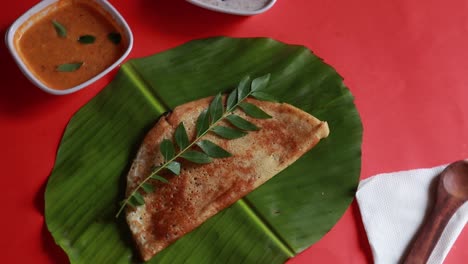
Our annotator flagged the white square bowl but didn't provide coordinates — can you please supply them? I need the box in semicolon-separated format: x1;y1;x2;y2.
186;0;277;16
5;0;133;95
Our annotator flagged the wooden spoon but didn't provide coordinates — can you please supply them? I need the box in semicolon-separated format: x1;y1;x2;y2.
402;160;468;264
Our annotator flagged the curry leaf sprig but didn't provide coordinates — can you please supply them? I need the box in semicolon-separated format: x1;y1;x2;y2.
115;74;275;217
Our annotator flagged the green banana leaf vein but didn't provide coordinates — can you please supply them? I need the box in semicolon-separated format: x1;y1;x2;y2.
45;37;362;264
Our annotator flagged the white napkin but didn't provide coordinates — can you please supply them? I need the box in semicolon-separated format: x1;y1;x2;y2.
356;164;468;264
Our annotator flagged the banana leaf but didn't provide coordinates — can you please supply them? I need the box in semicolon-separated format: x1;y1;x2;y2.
45;37;362;263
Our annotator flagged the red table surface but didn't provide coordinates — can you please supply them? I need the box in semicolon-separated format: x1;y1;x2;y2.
1;0;467;263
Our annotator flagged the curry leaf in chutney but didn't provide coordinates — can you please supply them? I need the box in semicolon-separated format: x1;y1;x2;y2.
78;35;96;44
56;62;83;72
108;32;121;44
52;20;67;38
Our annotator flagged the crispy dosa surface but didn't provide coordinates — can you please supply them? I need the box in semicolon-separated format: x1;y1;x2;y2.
125;97;329;261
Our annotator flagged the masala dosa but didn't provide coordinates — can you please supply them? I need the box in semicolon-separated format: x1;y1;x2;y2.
125;96;329;261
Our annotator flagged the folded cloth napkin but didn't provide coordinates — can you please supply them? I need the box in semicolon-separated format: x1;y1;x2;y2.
356;163;468;264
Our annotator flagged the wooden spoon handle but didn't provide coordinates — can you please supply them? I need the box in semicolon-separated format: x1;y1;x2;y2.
402;193;463;264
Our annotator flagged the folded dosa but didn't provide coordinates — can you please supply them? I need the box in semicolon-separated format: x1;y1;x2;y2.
125;97;329;261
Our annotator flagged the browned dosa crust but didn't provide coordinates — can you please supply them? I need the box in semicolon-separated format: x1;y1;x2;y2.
125;97;329;261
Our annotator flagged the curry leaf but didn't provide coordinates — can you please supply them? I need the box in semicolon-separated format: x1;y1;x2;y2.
239;102;272;119
251;91;277;102
166;161;181;175
52;20;67;38
237;76;251;101
160;139;175;161
132;192;145;206
141;183;154;193
108;32;121;44
226;88;237;111
175;123;189;150
151;174;169;183
209;93;224;123
197;140;232;158
226;114;259;131
181;150;213;164
78;35;96;44
56;62;83;72
251;73;271;92
126;198;137;208
196;109;210;137
211;126;247;139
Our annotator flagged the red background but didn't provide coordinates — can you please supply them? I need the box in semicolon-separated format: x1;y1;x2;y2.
1;0;467;263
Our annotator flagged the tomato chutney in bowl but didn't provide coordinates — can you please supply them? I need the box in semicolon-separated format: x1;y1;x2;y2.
6;0;133;95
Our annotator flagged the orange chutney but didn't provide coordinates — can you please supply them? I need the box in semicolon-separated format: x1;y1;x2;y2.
15;0;126;90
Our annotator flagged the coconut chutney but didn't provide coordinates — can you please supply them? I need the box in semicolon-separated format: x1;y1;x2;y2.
197;0;271;11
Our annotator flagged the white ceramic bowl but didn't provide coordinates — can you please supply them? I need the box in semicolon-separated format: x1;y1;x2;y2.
186;0;277;16
5;0;133;95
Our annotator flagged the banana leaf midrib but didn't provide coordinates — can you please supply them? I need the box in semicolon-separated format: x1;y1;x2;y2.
121;62;168;113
